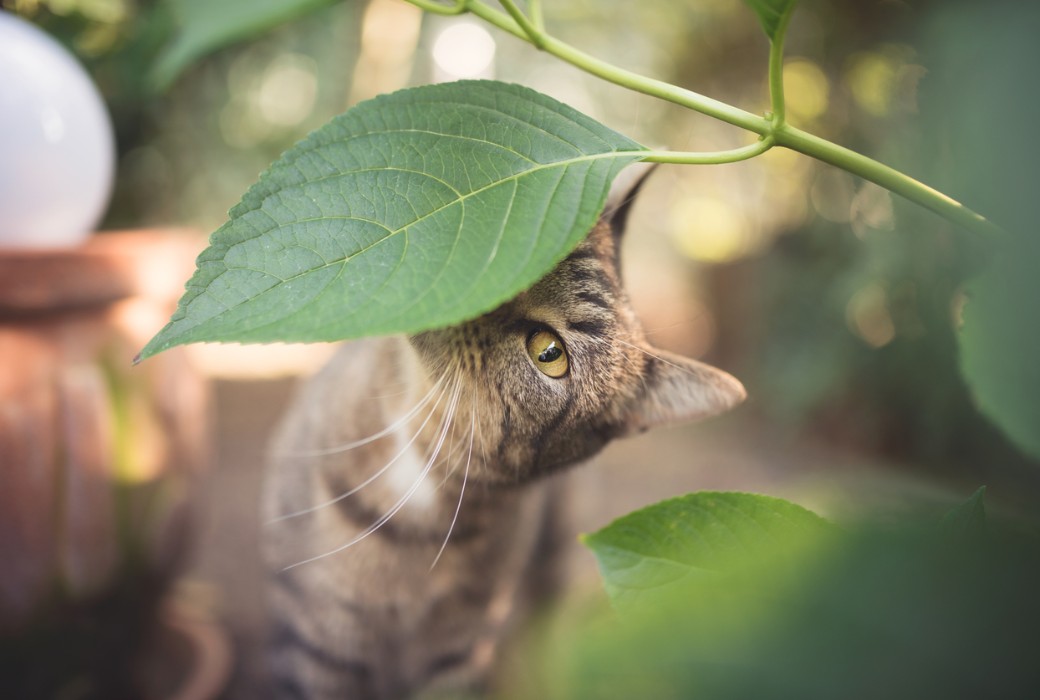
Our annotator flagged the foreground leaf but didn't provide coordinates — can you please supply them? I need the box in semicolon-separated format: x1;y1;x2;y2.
138;81;645;360
582;491;831;609
742;0;798;42
537;509;1040;700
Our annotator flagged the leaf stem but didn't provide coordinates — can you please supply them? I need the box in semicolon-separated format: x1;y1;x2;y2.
642;137;775;165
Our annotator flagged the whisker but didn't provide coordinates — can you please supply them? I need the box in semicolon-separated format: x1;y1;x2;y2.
434;418;473;490
641;312;707;337
430;408;474;571
475;397;491;482
269;373;451;523
281;376;463;571
282;375;444;458
616;338;702;377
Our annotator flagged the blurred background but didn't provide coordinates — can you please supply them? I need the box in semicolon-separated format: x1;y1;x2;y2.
1;0;1037;697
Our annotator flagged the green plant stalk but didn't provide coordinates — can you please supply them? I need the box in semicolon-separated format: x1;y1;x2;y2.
413;0;1002;240
466;0;768;133
775;125;1004;237
408;0;466;15
768;9;793;127
498;0;545;48
528;0;543;32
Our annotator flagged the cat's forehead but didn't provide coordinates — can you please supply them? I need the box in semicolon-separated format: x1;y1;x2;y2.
570;218;618;264
510;218;626;327
549;219;620;288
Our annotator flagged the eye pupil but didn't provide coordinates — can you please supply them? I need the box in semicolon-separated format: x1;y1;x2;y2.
526;329;569;378
538;344;562;363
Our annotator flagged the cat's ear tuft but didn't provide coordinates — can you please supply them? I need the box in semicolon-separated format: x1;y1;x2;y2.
606;160;657;238
621;348;746;435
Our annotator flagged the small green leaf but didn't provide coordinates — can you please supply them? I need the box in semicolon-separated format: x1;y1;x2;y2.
152;0;336;90
742;0;798;42
582;491;831;609
139;81;645;360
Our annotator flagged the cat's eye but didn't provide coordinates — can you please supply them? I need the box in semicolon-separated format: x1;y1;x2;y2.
526;329;569;378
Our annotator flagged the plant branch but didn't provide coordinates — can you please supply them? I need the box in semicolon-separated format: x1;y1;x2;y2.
497;0;545;48
463;0;769;133
404;0;1003;239
528;0;544;32
774;125;1004;238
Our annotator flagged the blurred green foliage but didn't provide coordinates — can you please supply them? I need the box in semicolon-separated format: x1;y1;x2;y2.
710;0;1039;484
508;488;1040;700
151;0;337;89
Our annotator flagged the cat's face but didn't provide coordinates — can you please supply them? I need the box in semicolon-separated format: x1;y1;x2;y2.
410;166;745;485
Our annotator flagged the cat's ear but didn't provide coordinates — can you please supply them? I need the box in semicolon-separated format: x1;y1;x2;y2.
606;161;657;238
621;348;746;435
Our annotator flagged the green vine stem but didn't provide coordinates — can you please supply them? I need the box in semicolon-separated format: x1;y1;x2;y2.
407;0;466;15
406;0;1003;240
528;0;544;32
498;0;545;48
768;10;792;127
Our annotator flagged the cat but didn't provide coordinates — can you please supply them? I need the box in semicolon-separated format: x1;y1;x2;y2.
262;163;746;700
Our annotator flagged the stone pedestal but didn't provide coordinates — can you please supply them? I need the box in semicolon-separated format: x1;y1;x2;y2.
0;230;222;698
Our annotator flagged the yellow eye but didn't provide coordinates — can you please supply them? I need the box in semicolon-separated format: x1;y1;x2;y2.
526;329;569;378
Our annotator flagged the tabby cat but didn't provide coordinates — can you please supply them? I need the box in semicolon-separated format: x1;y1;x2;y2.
263;164;746;699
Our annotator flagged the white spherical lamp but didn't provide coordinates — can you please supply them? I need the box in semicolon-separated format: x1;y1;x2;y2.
0;12;116;249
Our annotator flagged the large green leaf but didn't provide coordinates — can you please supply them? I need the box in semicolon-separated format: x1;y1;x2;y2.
138;81;645;360
152;0;336;90
582;491;832;610
741;0;798;42
917;5;1040;461
959;236;1040;459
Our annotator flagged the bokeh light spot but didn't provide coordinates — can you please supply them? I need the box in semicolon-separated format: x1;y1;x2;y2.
669;196;750;263
258;53;318;127
847;282;896;348
432;22;496;79
783;59;829;123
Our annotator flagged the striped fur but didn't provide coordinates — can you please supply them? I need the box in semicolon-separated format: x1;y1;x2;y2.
263;166;746;699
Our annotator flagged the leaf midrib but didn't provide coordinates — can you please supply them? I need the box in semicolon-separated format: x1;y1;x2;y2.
189;150;645;329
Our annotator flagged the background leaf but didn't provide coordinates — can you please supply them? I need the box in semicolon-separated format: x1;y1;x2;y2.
741;0;798;41
152;0;337;90
139;80;644;360
914;4;1040;461
581;491;832;609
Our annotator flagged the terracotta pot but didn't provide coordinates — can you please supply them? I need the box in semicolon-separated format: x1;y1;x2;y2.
0;230;214;697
